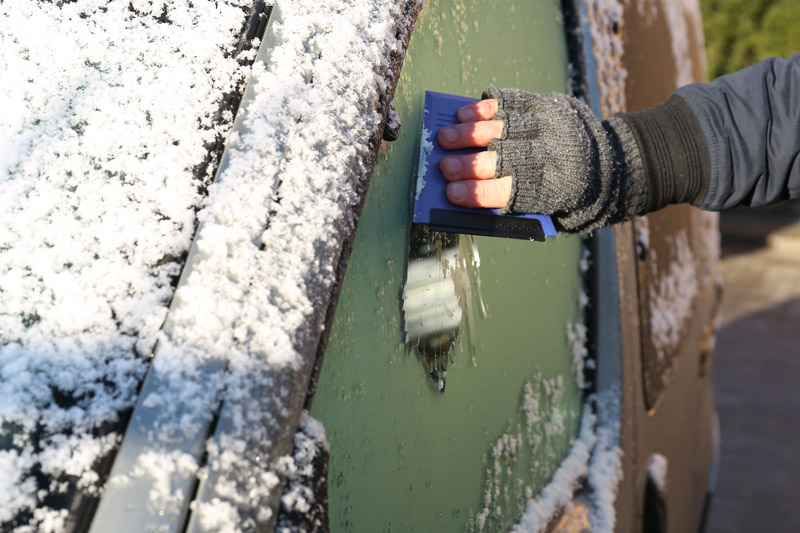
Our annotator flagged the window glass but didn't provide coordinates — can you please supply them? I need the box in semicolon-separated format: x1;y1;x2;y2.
309;1;588;530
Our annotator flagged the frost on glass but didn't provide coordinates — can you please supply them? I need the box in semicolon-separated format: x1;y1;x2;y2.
472;374;580;532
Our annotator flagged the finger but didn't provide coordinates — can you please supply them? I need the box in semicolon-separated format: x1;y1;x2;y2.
484;86;535;114
446;176;512;209
438;120;504;149
439;152;499;181
456;99;499;122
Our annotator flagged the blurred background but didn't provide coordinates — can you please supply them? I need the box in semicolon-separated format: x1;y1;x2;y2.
698;1;800;531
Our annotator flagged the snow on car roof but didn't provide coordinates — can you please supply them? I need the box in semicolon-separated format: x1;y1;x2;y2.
1;0;252;527
1;0;419;529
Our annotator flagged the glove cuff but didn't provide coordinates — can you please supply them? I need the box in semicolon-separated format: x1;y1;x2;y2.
604;115;648;218
616;94;711;211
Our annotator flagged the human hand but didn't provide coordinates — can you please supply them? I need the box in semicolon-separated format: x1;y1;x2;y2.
437;86;646;233
436;99;511;209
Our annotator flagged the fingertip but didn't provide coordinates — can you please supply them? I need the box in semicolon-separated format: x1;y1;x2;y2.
437;126;458;147
439;157;462;180
446;182;467;204
446;178;511;209
478;98;499;120
457;99;498;123
456;107;475;122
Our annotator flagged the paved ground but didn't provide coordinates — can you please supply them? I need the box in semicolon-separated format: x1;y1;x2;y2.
706;206;800;533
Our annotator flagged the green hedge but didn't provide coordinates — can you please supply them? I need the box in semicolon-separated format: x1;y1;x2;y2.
700;0;800;79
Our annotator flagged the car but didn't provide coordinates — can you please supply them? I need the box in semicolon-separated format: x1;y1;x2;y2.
0;0;719;531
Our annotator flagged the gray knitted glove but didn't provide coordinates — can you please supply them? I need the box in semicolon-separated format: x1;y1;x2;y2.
484;86;647;233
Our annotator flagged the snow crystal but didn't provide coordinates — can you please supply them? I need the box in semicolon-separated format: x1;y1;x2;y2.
132;0;418;529
135;450;199;514
37;433;119;493
585;390;623;532
0;450;37;523
579;247;592;273
647;453;668;492
582;0;628;116
473;375;577;533
275;411;329;533
637;216;650;252
636;216;658;268
386;105;402;139
416;125;433;200
2;0;420;527
567;322;589;389
195;498;241;533
0;0;252;525
512;388;623;533
649;230;697;359
511;403;597;533
522;382;541;427
659;0;706;88
17;509;68;533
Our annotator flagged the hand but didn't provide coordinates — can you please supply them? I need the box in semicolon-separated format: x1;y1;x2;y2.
436;99;511;209
436;86;646;233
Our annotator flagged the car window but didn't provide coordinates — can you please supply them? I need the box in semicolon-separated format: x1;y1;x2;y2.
308;1;590;530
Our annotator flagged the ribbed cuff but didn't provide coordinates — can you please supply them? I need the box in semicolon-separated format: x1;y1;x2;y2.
617;94;711;212
604;115;648;217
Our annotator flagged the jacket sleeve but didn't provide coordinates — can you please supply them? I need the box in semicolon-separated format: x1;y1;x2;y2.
675;54;800;210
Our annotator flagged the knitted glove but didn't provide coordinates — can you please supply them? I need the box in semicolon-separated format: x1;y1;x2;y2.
484;85;647;232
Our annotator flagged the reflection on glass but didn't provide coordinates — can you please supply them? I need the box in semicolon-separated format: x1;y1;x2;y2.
402;225;467;392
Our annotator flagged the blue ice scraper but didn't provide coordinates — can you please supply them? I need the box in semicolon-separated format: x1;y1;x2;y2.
412;90;558;241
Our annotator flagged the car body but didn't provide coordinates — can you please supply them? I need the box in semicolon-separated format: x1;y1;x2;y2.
0;0;718;531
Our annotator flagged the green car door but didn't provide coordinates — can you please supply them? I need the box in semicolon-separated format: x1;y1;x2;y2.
309;1;589;531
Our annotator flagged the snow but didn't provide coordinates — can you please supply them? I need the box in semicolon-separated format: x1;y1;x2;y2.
637;216;651;254
659;0;706;87
649;230;698;359
567;322;589;389
130;0;416;529
582;0;628;116
275;411;329;532
474;374;577;533
1;0;419;528
386;105;402;139
512;389;622;533
511;401;596;533
195;498;241;533
585;390;623;532
648;453;668;491
693;209;720;291
416;125;433;200
579;247;592;273
0;450;37;523
0;0;252;526
133;450;199;511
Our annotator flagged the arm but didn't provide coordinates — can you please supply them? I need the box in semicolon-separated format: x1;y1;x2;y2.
438;54;800;232
676;54;800;210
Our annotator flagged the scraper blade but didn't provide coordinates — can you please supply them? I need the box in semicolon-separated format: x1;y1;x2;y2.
412;90;557;241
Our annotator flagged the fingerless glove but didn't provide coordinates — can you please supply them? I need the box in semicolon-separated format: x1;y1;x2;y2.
484;86;710;232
